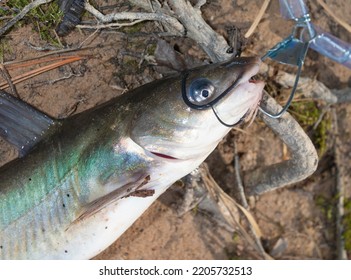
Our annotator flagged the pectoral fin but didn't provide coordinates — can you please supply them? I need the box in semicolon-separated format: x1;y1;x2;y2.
68;175;153;228
0;90;56;156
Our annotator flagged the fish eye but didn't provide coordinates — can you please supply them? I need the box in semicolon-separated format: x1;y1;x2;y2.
188;78;215;104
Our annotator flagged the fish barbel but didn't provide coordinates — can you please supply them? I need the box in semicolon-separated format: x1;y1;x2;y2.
0;56;264;259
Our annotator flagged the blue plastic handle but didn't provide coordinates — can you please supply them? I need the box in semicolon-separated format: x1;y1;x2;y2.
279;0;351;69
308;25;351;69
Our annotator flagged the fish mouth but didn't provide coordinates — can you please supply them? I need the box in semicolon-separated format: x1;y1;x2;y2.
233;58;264;106
215;59;264;125
241;60;264;96
236;79;264;125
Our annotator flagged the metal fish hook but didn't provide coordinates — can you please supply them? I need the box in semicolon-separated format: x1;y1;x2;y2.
259;17;315;118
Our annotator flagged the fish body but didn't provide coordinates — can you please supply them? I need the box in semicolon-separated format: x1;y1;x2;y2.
0;57;264;259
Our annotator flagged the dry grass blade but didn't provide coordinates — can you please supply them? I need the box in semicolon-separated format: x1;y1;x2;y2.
244;0;271;38
0;64;19;97
0;56;84;90
316;0;351;33
199;164;273;259
232;200;262;238
4;56;83;70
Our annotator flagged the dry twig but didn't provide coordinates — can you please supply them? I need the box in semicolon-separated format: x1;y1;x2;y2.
77;19;146;29
331;109;348;260
244;0;271;38
275;71;351;104
233;141;268;258
83;1;184;35
0;64;18;97
167;0;232;62
233;141;247;208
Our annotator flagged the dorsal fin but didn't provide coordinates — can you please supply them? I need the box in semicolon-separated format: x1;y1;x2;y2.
0;90;56;157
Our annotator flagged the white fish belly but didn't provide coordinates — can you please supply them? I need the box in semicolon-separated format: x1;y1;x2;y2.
23;157;206;259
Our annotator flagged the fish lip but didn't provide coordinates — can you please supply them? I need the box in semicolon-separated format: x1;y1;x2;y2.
237;60;261;87
221;59;264;104
237;59;264;107
222;58;263;101
217;60;264;122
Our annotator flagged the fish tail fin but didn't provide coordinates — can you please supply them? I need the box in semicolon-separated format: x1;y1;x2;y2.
0;90;56;156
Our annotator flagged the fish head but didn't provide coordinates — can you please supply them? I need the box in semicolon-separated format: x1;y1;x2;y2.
130;56;264;161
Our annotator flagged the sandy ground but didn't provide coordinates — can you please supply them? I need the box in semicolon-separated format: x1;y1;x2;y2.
0;0;350;259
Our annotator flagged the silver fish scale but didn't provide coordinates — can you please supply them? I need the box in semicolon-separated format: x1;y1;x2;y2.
0;168;82;259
